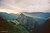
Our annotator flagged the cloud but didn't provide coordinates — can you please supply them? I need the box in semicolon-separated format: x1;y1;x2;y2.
0;0;50;13
0;0;24;12
24;4;49;12
23;0;50;12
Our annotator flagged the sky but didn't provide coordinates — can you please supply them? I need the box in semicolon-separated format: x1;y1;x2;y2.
0;0;50;13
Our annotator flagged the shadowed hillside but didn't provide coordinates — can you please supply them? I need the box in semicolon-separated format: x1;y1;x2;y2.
0;17;9;33
40;18;50;33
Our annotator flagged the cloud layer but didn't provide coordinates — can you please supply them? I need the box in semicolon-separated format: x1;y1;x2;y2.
0;0;50;13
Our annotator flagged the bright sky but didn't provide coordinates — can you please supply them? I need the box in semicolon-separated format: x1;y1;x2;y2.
0;0;50;13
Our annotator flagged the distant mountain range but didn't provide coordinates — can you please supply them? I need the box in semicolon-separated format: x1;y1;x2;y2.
23;12;50;18
0;12;18;20
0;12;50;24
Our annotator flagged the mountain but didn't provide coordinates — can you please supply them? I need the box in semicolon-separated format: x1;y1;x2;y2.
16;12;50;33
40;17;50;33
23;12;50;24
0;12;49;26
0;16;29;33
0;17;10;33
17;12;50;25
0;12;18;20
0;12;50;33
24;12;50;18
